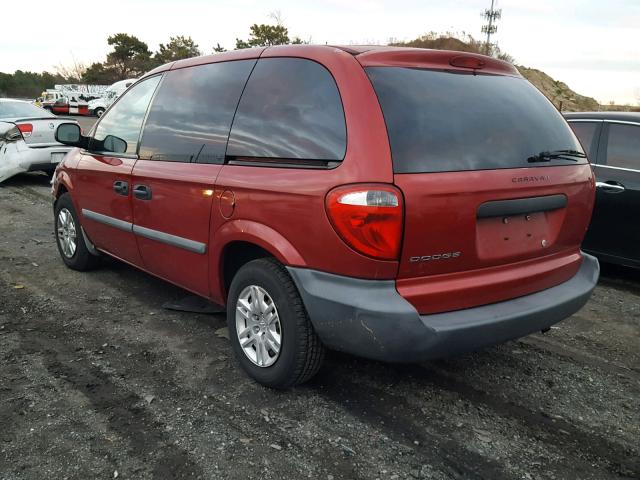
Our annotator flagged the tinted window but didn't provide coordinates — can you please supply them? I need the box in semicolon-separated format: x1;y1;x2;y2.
366;68;585;173
0;101;53;119
91;76;161;155
569;122;599;159
139;60;255;163
606;123;640;170
227;58;346;161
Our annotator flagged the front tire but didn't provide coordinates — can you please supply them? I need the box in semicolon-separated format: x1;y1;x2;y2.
94;107;105;117
227;258;325;388
54;193;99;271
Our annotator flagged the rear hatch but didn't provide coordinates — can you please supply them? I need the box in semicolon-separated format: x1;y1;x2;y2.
363;52;594;314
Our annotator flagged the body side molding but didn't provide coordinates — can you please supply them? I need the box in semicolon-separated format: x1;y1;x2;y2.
133;225;207;254
82;209;133;232
81;209;206;254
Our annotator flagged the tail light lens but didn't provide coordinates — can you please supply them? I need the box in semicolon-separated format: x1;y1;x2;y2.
326;184;404;261
17;123;33;138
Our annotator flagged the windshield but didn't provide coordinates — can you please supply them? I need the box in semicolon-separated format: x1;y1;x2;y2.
366;67;586;173
0;101;52;120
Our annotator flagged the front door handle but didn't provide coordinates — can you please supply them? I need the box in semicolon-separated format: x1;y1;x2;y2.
133;184;152;200
113;180;129;196
596;181;625;193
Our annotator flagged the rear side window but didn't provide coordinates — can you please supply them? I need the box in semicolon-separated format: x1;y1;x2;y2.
569;122;599;160
606;123;640;170
139;60;255;163
227;58;346;161
366;67;585;173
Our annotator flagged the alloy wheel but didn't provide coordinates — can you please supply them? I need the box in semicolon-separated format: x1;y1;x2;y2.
235;285;282;367
56;208;77;258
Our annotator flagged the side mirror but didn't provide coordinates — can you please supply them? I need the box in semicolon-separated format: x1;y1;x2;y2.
103;135;128;154
55;123;88;148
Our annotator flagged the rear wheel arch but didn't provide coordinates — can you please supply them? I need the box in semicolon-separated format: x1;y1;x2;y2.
211;220;306;303
221;241;274;299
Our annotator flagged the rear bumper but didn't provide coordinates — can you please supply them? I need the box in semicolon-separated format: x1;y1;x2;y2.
17;145;71;170
287;252;599;363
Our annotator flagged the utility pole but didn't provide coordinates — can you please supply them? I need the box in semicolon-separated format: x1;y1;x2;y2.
481;0;502;55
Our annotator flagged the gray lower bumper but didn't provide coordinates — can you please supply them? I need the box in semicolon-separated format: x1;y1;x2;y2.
287;253;599;363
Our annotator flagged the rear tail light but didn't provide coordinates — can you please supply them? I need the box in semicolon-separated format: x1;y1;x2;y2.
17;123;33;138
326;184;404;261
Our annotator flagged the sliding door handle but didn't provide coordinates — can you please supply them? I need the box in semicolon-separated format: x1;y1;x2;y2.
133;184;152;200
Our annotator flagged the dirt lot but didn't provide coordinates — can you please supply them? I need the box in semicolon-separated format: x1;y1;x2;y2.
0;173;638;480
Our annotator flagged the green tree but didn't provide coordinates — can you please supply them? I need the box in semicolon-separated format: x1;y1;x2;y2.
0;70;67;99
236;24;300;49
81;62;119;84
155;36;202;64
105;33;153;78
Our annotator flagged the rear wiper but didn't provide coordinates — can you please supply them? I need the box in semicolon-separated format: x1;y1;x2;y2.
527;150;587;163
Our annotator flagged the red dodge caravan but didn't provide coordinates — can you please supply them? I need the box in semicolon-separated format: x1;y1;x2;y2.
52;45;599;388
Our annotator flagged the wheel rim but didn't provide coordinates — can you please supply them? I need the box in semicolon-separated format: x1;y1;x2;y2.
57;208;77;258
235;285;282;367
97;109;104;117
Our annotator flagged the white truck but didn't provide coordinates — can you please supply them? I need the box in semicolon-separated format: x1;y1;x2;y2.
88;79;137;117
38;84;108;114
39;90;66;110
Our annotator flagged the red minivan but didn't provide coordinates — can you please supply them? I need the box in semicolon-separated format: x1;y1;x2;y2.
52;45;599;388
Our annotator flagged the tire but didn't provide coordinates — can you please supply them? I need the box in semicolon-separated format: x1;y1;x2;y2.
54;193;99;271
94;107;105;117
227;258;325;388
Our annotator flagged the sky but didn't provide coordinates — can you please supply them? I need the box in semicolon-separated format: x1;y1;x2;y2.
1;0;638;105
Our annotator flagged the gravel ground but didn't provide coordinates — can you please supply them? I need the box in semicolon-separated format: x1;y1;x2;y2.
0;173;638;480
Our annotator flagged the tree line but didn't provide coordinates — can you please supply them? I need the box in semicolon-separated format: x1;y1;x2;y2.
0;22;303;98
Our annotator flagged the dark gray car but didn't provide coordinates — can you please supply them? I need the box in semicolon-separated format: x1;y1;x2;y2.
565;112;640;267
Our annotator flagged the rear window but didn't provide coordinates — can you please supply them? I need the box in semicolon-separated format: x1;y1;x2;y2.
366;67;585;173
0;101;52;120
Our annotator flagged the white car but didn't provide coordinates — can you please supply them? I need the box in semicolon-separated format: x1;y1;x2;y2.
0;99;76;183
